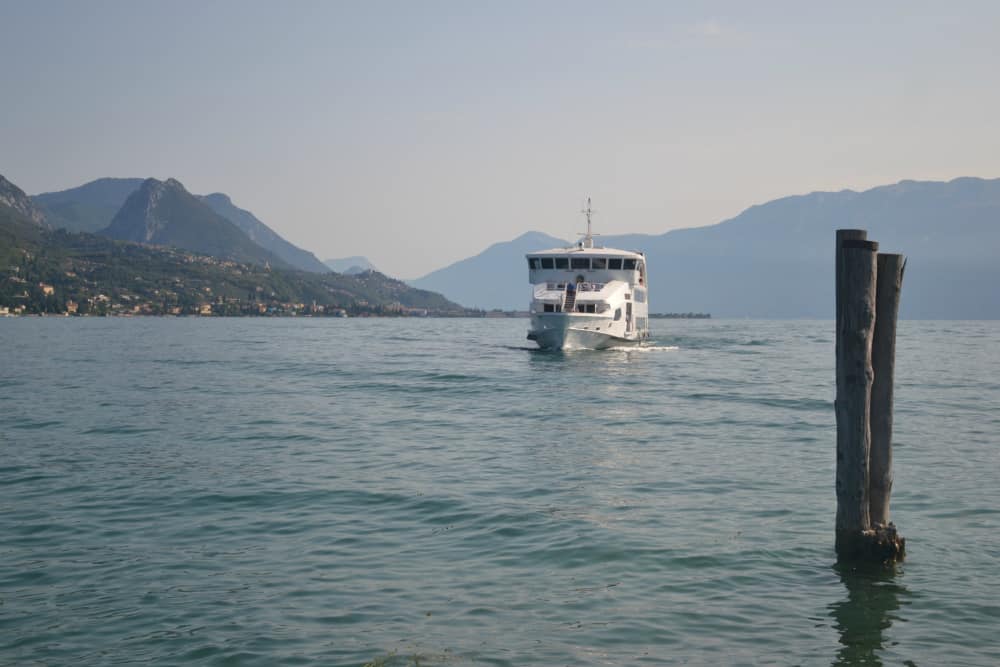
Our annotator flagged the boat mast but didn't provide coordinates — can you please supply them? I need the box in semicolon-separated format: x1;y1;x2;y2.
580;197;598;249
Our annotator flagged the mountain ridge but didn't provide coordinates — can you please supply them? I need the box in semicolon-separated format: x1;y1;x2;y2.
409;231;567;310
0;174;48;227
33;178;144;233
32;177;331;273
199;193;330;272
410;177;1000;318
101;178;291;269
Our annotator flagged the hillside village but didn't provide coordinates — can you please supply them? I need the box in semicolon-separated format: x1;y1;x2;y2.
1;247;455;318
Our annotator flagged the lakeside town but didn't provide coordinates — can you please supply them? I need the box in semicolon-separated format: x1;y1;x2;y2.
0;252;518;318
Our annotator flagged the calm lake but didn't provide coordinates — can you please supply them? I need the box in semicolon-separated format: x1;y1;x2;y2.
2;317;998;666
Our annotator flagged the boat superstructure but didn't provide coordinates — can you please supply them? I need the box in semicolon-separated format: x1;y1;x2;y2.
526;200;649;350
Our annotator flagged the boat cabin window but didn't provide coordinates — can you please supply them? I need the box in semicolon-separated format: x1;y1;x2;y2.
635;289;646;303
608;258;623;270
540;257;554;269
623;258;637;270
528;258;541;269
576;304;597;313
571;257;589;270
614;308;622;321
591;257;607;270
554;257;568;269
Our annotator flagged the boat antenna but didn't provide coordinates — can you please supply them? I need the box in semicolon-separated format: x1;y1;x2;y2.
579;197;599;248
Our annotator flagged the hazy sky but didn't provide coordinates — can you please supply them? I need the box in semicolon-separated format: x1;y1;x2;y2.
3;1;999;277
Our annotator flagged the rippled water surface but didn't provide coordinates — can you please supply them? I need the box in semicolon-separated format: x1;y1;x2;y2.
2;318;999;666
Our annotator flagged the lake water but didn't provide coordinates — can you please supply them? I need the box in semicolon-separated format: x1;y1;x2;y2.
1;317;998;666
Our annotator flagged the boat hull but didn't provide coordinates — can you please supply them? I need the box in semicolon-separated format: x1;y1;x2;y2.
527;320;644;351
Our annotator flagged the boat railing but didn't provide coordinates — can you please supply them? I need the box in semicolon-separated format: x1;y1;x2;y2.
545;282;605;292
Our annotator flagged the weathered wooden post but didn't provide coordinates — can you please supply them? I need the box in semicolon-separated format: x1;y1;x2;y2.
835;230;905;562
835;232;878;558
870;254;906;530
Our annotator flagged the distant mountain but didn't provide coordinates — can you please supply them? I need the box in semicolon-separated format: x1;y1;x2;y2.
408;231;567;309
101;178;289;269
32;177;330;273
199;193;329;273
32;178;144;233
410;178;1000;318
324;256;378;275
0;174;48;227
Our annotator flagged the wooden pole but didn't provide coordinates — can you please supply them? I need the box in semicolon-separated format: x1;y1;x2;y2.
836;230;868;370
835;231;906;562
870;253;906;527
835;235;878;558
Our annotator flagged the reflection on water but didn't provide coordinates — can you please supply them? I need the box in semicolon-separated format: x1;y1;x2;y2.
830;562;910;666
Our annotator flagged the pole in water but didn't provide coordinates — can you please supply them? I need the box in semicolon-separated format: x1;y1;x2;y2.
870;253;906;530
834;230;905;563
835;234;878;556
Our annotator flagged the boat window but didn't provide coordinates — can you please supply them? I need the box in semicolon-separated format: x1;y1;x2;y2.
571;257;589;270
623;258;637;270
544;303;555;312
528;258;540;269
591;257;607;270
554;257;568;269
608;258;623;270
635;289;646;303
614;308;622;321
540;257;554;269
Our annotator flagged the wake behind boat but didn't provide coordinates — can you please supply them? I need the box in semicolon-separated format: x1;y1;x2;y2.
526;199;650;350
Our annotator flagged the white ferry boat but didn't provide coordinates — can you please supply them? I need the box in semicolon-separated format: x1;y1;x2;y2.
526;200;650;350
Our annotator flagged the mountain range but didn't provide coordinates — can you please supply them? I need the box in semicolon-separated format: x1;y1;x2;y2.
14;172;1000;318
410;177;1000;318
33;177;329;273
1;173;464;316
103;178;290;269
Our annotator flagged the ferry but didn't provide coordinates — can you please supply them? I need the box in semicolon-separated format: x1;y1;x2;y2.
526;199;650;350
